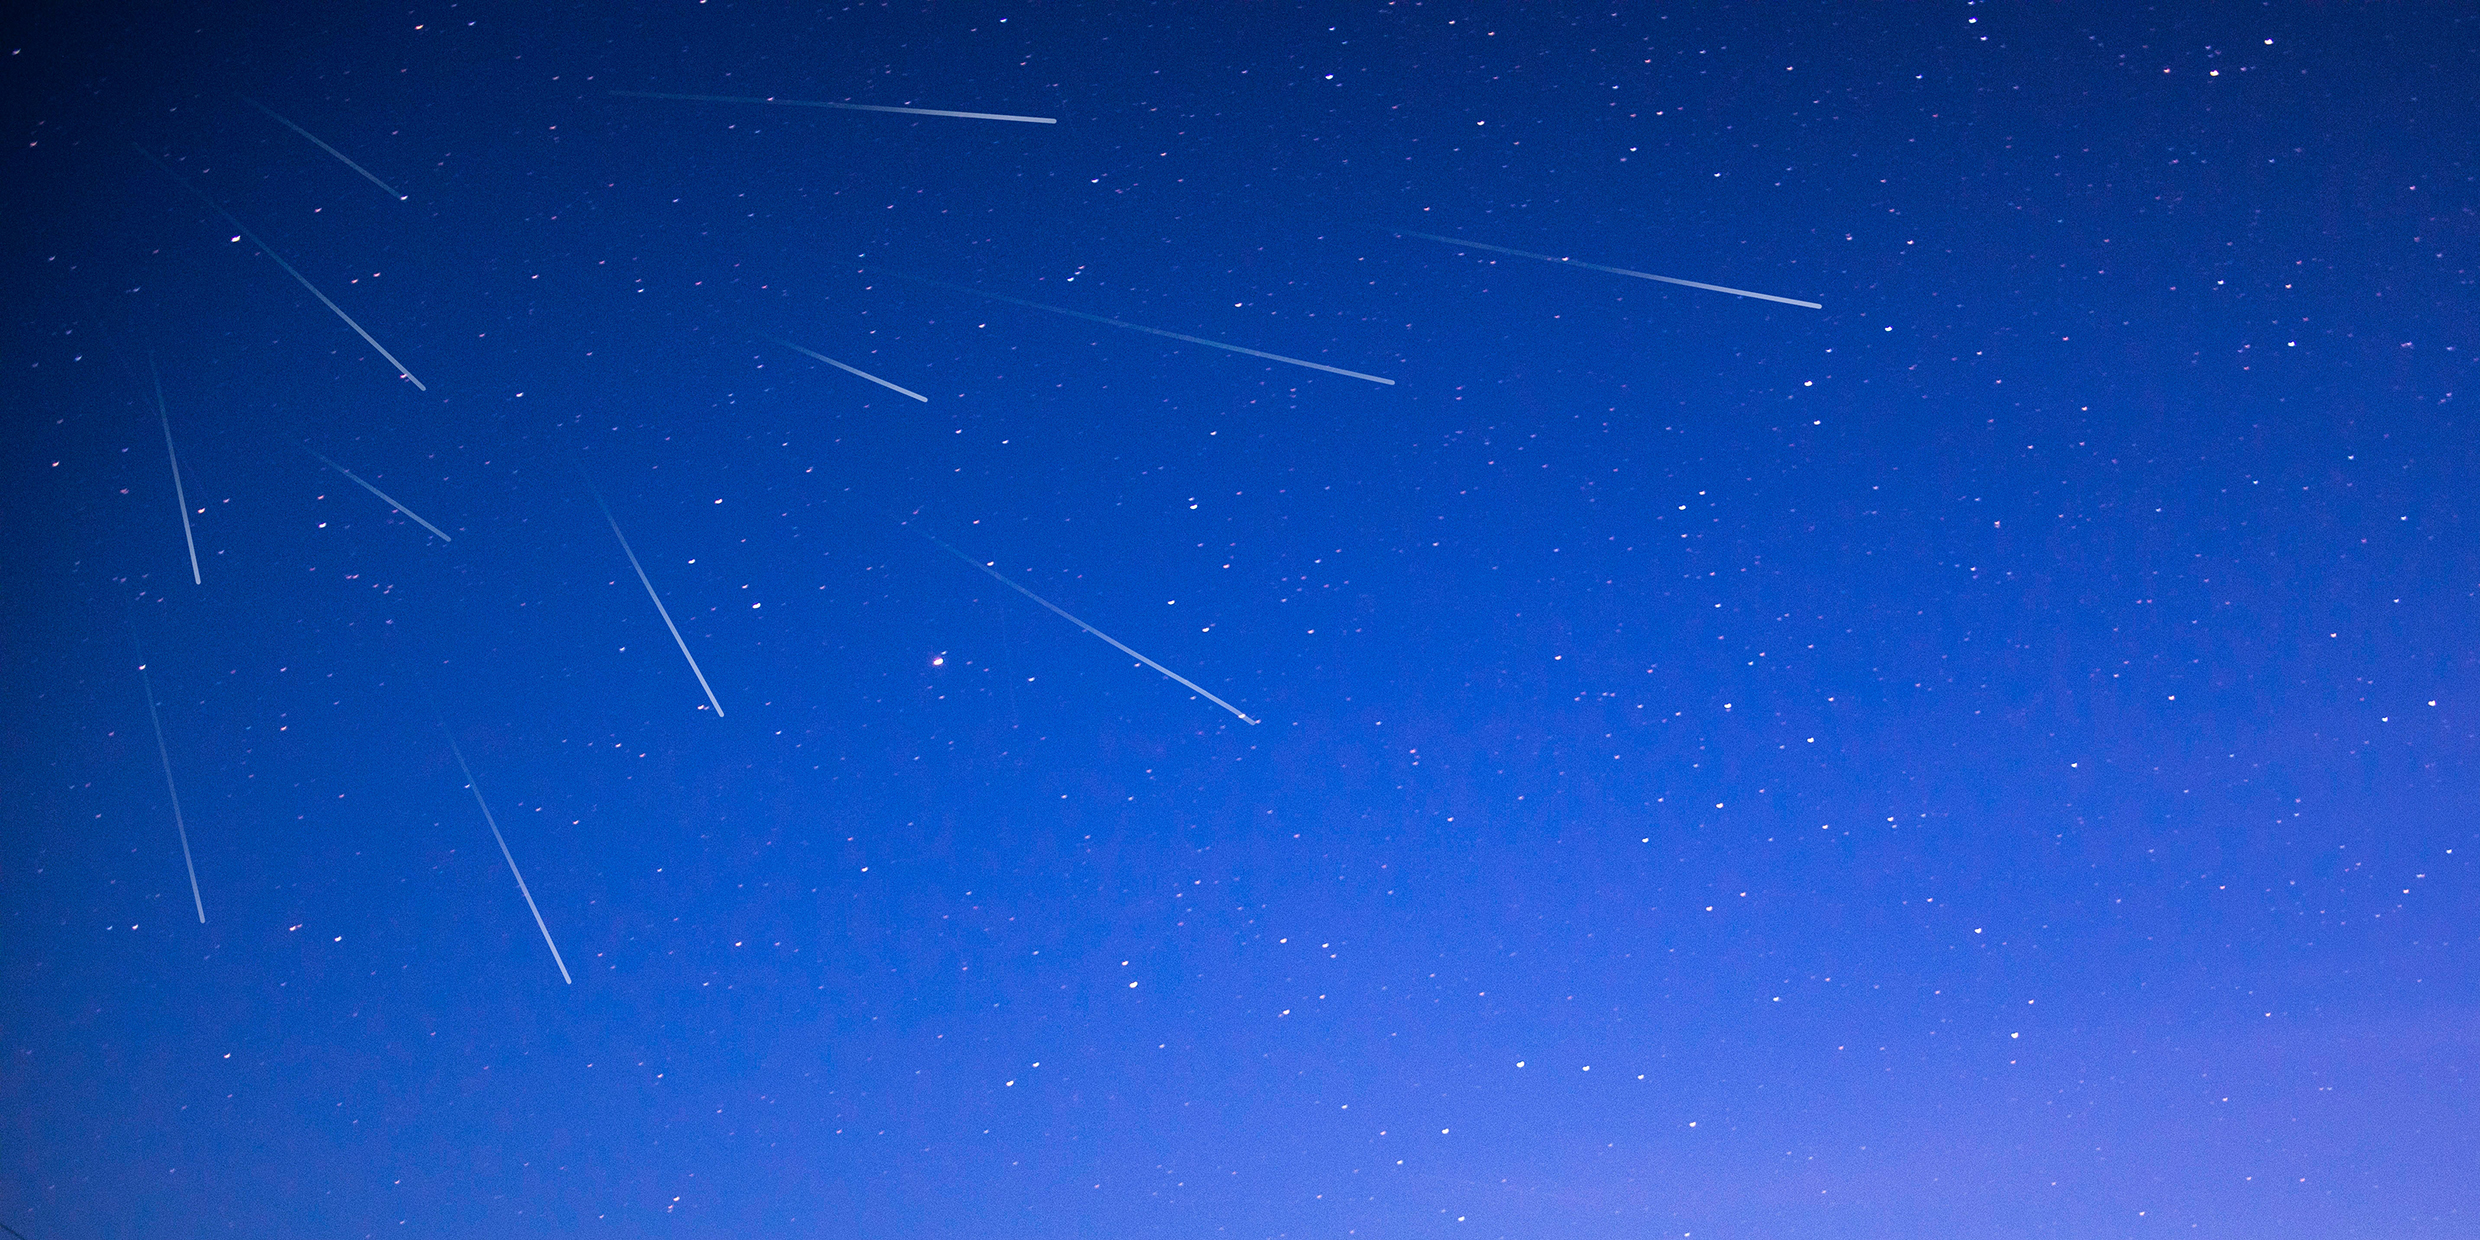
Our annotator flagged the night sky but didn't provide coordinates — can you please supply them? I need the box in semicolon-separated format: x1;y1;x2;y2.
5;3;2478;1237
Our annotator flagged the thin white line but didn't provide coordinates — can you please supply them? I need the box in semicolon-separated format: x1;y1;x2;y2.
149;357;202;584
611;89;1056;125
302;446;453;541
135;145;427;389
908;278;1396;385
919;529;1259;725
244;98;408;200
764;335;929;401
138;663;205;923
441;728;572;984
1396;229;1822;309
586;480;726;718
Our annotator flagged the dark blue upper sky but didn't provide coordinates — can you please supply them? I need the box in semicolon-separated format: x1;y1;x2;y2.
5;3;2477;1238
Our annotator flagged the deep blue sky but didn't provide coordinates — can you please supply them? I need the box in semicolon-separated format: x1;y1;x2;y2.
5;3;2477;1237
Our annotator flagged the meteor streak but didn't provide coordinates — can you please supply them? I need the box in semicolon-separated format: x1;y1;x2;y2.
300;445;453;542
915;527;1259;725
1395;229;1822;309
137;659;206;923
764;335;928;402
583;475;726;718
904;277;1396;385
611;89;1056;125
440;725;572;984
134;145;427;389
244;97;408;200
148;356;202;585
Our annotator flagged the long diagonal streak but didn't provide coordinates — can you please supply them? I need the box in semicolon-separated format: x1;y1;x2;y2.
301;446;453;542
1396;229;1822;309
134;144;427;389
441;727;572;984
611;89;1055;125
149;356;202;584
903;277;1396;386
764;335;929;401
244;97;408;200
139;662;206;923
918;530;1259;726
584;479;726;718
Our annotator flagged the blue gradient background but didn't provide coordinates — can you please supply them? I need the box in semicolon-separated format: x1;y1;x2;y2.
4;3;2476;1237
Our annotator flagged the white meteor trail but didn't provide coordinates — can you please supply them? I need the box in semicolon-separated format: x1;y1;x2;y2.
906;277;1396;385
137;661;206;923
584;476;726;718
611;89;1056;125
916;528;1260;726
440;726;572;984
764;335;928;402
148;356;202;585
1395;229;1822;309
134;145;427;390
244;97;408;201
301;446;453;542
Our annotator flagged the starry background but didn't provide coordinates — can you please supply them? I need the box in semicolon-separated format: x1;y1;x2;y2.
4;2;2477;1237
